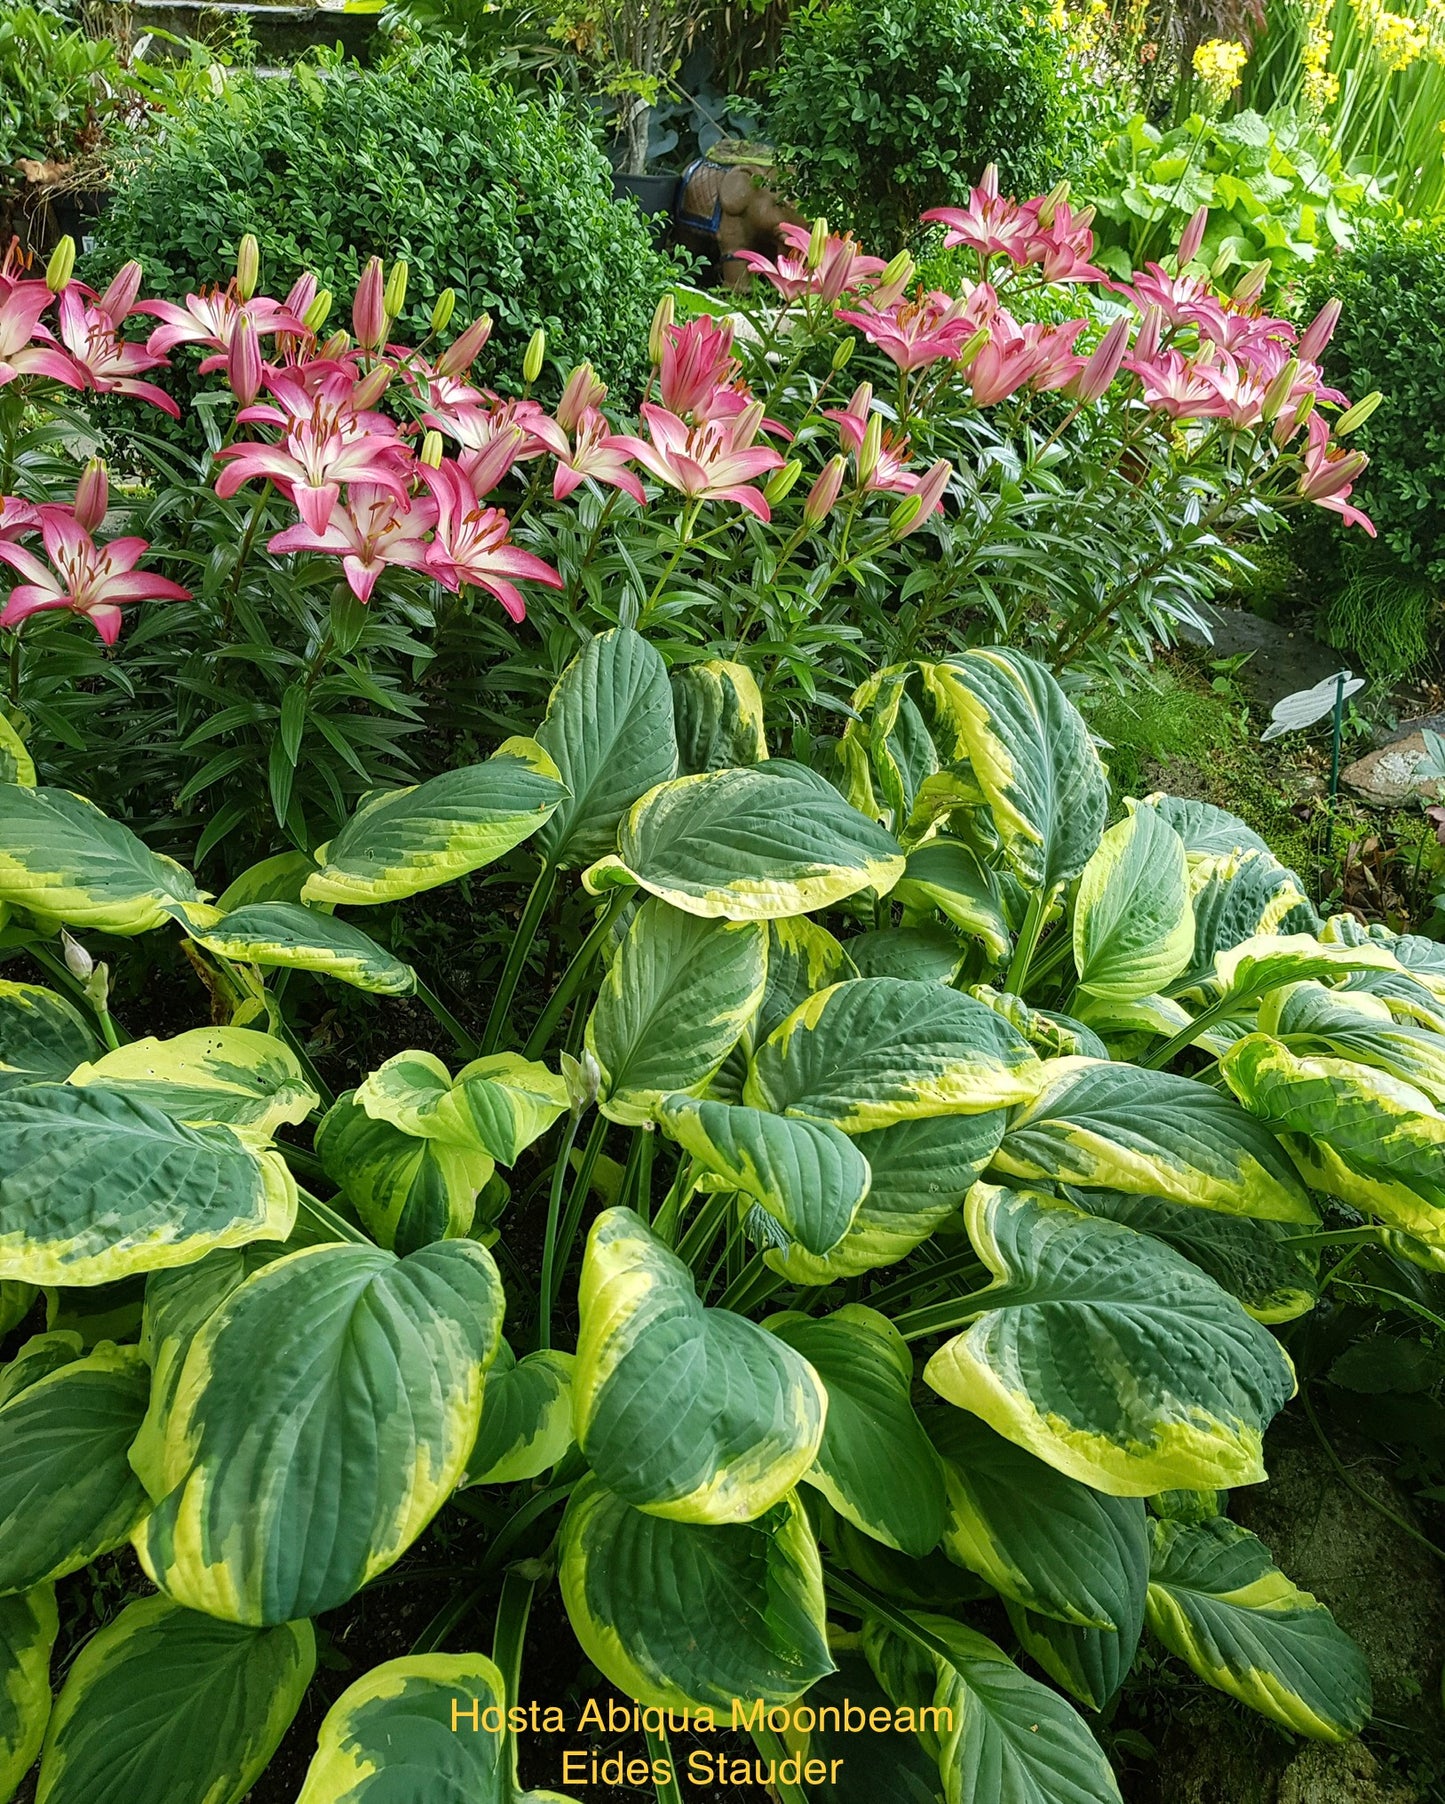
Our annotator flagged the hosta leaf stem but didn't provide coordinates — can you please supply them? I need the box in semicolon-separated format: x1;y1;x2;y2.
481;863;558;1055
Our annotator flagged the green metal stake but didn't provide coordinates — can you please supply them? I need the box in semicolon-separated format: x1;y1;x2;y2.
1328;670;1346;807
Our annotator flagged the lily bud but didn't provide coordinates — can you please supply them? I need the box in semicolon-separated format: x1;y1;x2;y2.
765;458;803;506
72;459;109;534
1067;312;1131;405
353;256;386;351
437;312;492;379
99;260;143;324
1260;357;1299;423
957;324;991;368
228;319;263;408
383;259;409;323
880;249;914;289
893;459;951;538
319;329;350;360
1036;179;1071;232
1072;204;1096;232
649;293;675;366
557;361;606;434
806;217;829;270
1334;390;1383;436
857;413;883;487
45;235;76;294
420;429;445;468
888;493;924;539
831;336;855;372
804;454;846;526
732;399;766;449
1298;297;1342;365
352;364;393;410
523;328;547;386
1232;260;1272;308
284;272;318;321
1176;204;1208;269
303;289;334;334
235;233;260;302
1134;304;1164;364
61;929;93;982
430;287;456;335
1209;245;1234;281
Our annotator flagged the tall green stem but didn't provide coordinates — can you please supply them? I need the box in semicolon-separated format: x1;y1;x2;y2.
415;977;478;1059
492;1568;537;1796
537;1113;581;1352
483;863;558;1054
1004;888;1051;996
524;890;631;1059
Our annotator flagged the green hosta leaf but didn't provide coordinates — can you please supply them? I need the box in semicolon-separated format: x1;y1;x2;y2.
672;658;768;773
1073;806;1193;1003
586;900;766;1127
573;1208;825;1523
356;1049;567;1165
847;925;964;985
464;1341;575;1485
67;1028;318;1138
0;1330;83;1408
135;1240;504;1624
840;662;985;846
787;1654;946;1802
1221;1034;1445;1247
0;787;202;934
1004;1596;1143;1713
35;1596;314;1804
923;649;1108;893
584;763;905;920
766;1111;1006;1284
1146;1517;1371;1740
215;850;316;909
1261;980;1445;1106
185;902;416;996
1138;795;1271;863
991;1057;1314;1224
657;1096;867;1256
864;1614;1122;1804
316;1091;494;1253
535;626;678;869
931;1411;1148;1634
924;1187;1296;1495
0;1281;34;1337
894;839;1011;963
756;917;857;1045
745;979;1039;1133
0;715;35;787
0;1343;149;1594
0;1586;55;1799
303;738;565;906
769;1306;945;1556
294;1653;580;1804
0;1086;297;1286
0;983;98;1092
559;1476;832;1710
1065;1188;1318;1323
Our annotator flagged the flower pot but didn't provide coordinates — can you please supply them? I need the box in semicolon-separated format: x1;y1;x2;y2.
612;173;678;218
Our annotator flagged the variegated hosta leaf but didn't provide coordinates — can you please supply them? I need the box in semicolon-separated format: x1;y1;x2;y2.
586;899;766;1126
584;761;907;921
847;924;965;985
1175;850;1317;994
769;1306;945;1556
1004;1593;1143;1714
215;849;317;910
839;662;982;843
0;1085;297;1286
316;1091;494;1253
1212;933;1399;1008
185;901;416;995
0;786;203;934
573;1208;825;1522
863;1613;1123;1804
991;1057;1314;1224
924;1187;1296;1496
672;658;768;774
0;982;98;1092
135;1240;504;1624
463;1340;575;1485
535;625;678;869
969;987;1110;1062
930;1410;1148;1636
295;1653;581;1804
1345;965;1445;1035
745;978;1039;1133
0;714;35;786
302;737;566;906
0;1281;35;1337
0;1330;84;1408
922;649;1109;894
786;1654;947;1803
755;917;858;1045
1072;806;1193;1003
766;1110;1007;1284
67;1027;318;1138
657;1095;867;1256
0;1342;149;1594
893;839;1012;963
1136;794;1272;864
1221;1034;1445;1246
35;1596;314;1804
0;1585;55;1799
1065;1188;1318;1324
356;1048;568;1166
1261;979;1445;1106
1146;1517;1371;1741
559;1476;833;1710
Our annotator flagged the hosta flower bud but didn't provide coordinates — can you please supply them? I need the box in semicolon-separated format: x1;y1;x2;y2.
1176;204;1208;269
649;293;675;366
420;429;445;468
806;217;829;270
831;335;855;372
803;454;846;526
353;256;386;351
1334;390;1383;436
383;259;409;322
857;412;883;487
523;328;547;386
235;233;260;302
352;364;393;410
562;1047;602;1113
45;235;76;293
437;313;492;378
72;459;108;534
61;929;93;981
303;289;334;334
430;287;456;335
764;458;803;506
228;319;263;407
1259;357;1299;423
1298;298;1341;365
1232;260;1271;308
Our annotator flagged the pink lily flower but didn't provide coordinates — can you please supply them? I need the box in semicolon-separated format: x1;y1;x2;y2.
419;461;564;617
1297;414;1375;534
1125;348;1226;423
824;381;874;453
779;223;888;302
837;290;978;372
633;403;785;519
0;506;191;644
0;281;83;392
1193;352;1269;430
142;288;307;358
1112;263;1212;327
268;483;436;603
53;288;179;416
894;458;952;535
856;426;917;496
1023;203;1105;284
659;317;741;418
352;258;387;352
1298;299;1342;366
458;426;526;501
215;410;411;534
436;313;494;381
425;394;567;462
90;261;146;330
922;166;1036;264
553;407;647;503
0;497;40;542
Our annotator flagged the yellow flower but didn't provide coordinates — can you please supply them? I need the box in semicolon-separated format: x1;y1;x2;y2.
1375;7;1429;66
1193;35;1250;99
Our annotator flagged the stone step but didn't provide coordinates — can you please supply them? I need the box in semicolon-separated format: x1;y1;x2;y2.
130;0;379;62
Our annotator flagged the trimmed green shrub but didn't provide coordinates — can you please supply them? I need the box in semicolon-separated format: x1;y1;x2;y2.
766;0;1072;250
92;40;676;392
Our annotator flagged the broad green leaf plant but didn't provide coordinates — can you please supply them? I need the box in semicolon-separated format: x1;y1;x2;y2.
8;624;1439;1801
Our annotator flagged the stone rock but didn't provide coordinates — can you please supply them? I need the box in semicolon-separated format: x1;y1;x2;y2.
1342;733;1445;807
1150;1699;1420;1804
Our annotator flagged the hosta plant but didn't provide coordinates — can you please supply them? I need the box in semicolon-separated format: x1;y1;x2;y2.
7;630;1445;1801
